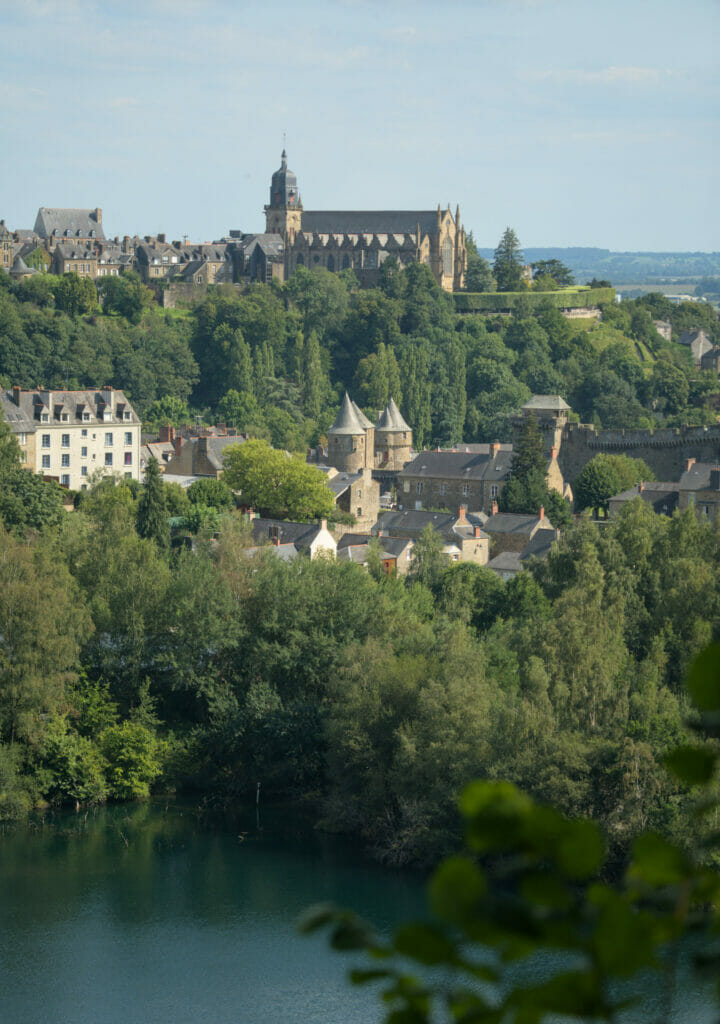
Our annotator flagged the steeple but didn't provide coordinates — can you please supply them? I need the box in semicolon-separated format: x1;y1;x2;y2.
265;149;303;238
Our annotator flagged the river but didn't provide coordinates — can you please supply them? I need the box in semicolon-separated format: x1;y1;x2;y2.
0;801;716;1023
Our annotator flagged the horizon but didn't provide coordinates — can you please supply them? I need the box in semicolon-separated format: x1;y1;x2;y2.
1;0;718;251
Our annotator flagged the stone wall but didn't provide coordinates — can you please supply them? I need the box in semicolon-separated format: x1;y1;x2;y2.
558;422;720;482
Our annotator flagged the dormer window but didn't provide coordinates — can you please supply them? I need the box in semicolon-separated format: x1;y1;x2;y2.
61;412;69;422
83;412;90;422
41;412;49;422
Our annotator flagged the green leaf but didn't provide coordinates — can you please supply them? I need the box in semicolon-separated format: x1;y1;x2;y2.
330;918;375;951
686;645;720;712
428;856;485;926
553;818;604;880
664;745;718;785
349;968;393;985
520;872;573;910
628;832;689;887
394;923;457;966
591;889;659;976
296;902;339;934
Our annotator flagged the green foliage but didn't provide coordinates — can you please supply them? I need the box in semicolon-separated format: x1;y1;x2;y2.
98;271;153;324
493;227;525;292
222;439;334;521
144;395;191;428
53;273;98;316
0;468;65;533
100;720;162;799
136;457;170;550
304;646;720;1022
574;453;657;515
533;258;575;287
0;743;36;820
37;716;108;805
454;286;615;312
187;477;233;510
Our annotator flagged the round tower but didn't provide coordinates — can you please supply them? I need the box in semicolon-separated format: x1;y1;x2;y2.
375;397;412;470
328;393;368;473
264;149;303;241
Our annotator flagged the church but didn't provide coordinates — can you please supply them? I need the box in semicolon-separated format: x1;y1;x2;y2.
234;151;467;291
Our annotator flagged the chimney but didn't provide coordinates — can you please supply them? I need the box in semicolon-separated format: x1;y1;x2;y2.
173;436;184;457
490;440;500;457
686;458;696;472
491;499;499;516
638;481;645;492
94;208;102;224
12;385;21;406
457;506;468;524
158;233;166;244
159;424;175;443
474;526;481;538
539;506;545;520
320;519;327;531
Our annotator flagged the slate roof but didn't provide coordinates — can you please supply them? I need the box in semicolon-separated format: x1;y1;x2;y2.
678;462;720;491
520;529;559;561
376;398;411;432
372;509;487;541
250;517;331;551
301;211;441;236
522;395;570;412
34;207;105;240
10;255;37;277
324;470;363;498
203;435;245;471
336;533;413;563
0;387;138;432
487;551;523;574
352;400;374;430
400;449;512;482
609;483;680;516
245;542;299;562
484;512;551;535
240;233;285;258
328;393;367;435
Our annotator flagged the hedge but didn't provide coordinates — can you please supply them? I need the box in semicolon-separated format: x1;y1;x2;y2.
454;287;616;313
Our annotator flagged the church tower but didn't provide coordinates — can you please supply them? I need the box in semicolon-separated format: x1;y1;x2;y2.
264;150;303;242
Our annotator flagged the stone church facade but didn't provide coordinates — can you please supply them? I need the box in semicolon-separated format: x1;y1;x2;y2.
262;151;466;291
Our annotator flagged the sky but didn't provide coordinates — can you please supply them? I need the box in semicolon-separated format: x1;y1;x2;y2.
1;0;718;251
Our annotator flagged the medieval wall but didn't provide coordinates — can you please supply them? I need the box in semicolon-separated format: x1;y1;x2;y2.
558;422;720;482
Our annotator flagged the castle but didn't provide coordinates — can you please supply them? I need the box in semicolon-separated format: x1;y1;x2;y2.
252;150;466;291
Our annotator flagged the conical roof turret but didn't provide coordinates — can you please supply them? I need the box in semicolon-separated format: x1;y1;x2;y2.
351;399;374;430
376;397;410;432
329;392;367;435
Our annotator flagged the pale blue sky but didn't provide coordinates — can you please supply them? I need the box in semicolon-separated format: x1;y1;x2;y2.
1;0;718;250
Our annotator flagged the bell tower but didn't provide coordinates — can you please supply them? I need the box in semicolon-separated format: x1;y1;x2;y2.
264;149;303;241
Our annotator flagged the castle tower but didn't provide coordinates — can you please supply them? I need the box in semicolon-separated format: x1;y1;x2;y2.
351;398;375;469
264;149;303;242
328;393;369;473
375;397;412;470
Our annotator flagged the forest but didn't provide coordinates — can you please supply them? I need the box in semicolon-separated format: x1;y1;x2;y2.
0;262;719;876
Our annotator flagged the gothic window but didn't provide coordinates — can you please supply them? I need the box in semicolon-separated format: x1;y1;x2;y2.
442;238;453;277
313;254;320;264
364;251;377;269
327;254;335;272
342;254;350;270
296;253;304;266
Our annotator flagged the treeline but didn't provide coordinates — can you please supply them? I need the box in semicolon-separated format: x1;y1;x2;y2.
1;449;718;869
1;262;718;452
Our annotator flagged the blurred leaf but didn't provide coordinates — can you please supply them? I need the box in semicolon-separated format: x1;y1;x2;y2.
330;917;375;951
591;888;659;976
296;902;338;934
349;968;393;985
520;871;573;910
628;833;688;887
553;818;604;880
664;745;717;785
394;923;457;966
687;645;720;712
429;855;485;926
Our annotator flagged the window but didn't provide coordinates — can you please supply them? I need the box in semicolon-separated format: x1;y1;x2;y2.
357;488;362;499
416;482;423;494
124;411;131;421
61;433;70;447
105;453;113;466
440;483;447;496
41;413;49;422
81;466;87;477
61;474;70;487
103;411;112;422
81;428;88;437
42;455;50;469
403;481;410;493
61;412;69;422
42;434;51;448
356;507;362;518
81;446;88;457
83;412;90;422
462;484;469;496
124;452;132;466
18;433;27;445
105;432;113;447
124;432;132;445
61;454;70;467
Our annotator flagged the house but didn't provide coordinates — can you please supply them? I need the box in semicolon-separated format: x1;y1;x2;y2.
34;207;105;248
0;220;11;272
486;528;559;581
0;385;141;490
322;467;379;531
248;516;337;559
398;444;512;512
608;481;680;519
700;346;720;375
677;329;713;366
162;430;246;479
336;532;415;575
677;460;720;523
52;244;98;278
371;507;490;564
482;504;556;557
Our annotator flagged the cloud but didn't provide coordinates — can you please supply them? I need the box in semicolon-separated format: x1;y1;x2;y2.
533;66;673;86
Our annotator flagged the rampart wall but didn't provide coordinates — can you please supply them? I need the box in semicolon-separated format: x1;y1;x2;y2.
558;422;720;482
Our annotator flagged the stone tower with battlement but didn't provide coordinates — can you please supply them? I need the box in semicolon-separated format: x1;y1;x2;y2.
375;398;413;471
264;150;303;242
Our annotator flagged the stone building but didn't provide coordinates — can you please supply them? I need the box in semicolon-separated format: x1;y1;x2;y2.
33;207;105;248
398;444;512;513
0;386;140;490
0;220;11;272
255;150;466;291
371;507;490;565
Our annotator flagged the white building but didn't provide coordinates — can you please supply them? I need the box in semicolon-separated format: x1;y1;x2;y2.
1;386;141;491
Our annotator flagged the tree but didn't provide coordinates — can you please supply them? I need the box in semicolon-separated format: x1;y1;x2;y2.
0;468;65;534
222;439;334;521
499;413;547;515
100;720;162;799
187;477;233;510
53;273;98;316
574;453;656;517
493;227;525;292
136;457;169;550
144;395;191;428
407;524;447;593
98;271;153;324
532;258;575;287
464;232;496;292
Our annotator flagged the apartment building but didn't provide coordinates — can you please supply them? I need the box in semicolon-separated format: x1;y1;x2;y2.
1;386;141;491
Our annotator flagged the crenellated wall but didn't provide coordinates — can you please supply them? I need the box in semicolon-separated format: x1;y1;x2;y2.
558;422;720;482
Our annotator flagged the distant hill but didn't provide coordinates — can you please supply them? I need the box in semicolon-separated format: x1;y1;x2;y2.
474;248;720;285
